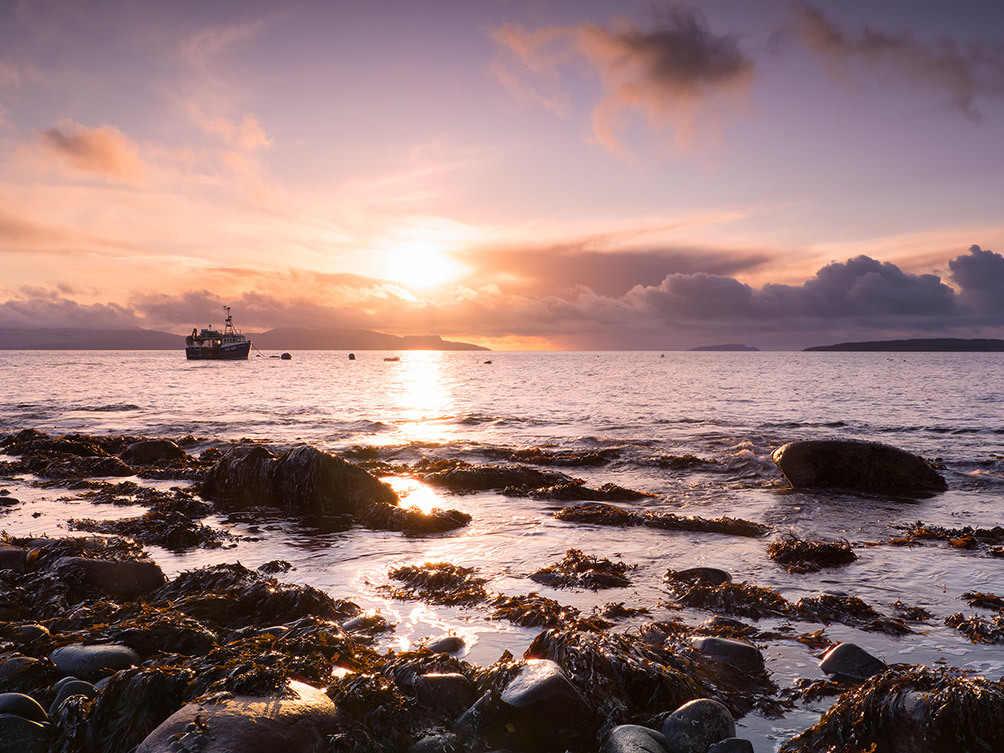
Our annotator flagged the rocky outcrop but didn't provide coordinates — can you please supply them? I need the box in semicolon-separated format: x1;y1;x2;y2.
772;440;946;492
423;464;571;493
135;680;340;753
119;440;188;465
202;445;399;514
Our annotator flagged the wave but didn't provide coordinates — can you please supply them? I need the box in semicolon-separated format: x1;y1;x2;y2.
73;403;143;413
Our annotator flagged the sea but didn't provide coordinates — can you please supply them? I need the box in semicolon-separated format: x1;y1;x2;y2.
1;349;1003;752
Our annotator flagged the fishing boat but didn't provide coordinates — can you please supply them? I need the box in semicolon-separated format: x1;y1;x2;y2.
185;306;251;360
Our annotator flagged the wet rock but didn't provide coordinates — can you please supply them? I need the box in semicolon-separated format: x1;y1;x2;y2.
47;678;96;714
423;464;570;493
49;643;140;681
526;481;655;501
767;534;856;573
49;555;166;601
258;559;294;574
780;666;1004;753
408;732;464;753
556;503;769;538
120;439;188;464
136;680;338;753
603;724;673;753
358;502;472;534
0;692;46;722
666;568;732;586
0;545;26;572
691;637;765;673
414;672;477;716
659;698;736;753
0;654;61;695
530;548;634;590
459;659;590;752
483;446;621;467
10;623;49;642
818;642;887;682
771;439;946;492
707;739;754;753
342;612;395;636
425;635;465;654
0;713;49;753
202;444;399;514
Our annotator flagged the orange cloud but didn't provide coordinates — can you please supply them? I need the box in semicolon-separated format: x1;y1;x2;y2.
36;120;145;183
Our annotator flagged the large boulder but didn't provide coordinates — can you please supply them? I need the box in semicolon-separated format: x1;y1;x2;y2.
423;465;571;493
771;440;946;492
135;681;339;753
49;556;166;601
49;644;140;681
120;440;188;465
201;445;398;514
660;698;736;753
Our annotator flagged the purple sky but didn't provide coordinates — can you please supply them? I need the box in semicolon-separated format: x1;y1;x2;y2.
2;0;1003;348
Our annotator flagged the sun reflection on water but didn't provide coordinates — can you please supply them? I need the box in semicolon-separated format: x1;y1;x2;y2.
386;351;455;442
381;476;444;515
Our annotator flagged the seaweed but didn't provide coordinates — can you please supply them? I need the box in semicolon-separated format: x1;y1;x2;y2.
780;666;1004;753
482;446;621;467
382;562;489;606
962;591;1004;609
358;503;472;534
892;599;932;622
521;481;656;502
767;534;856;573
945;612;1004;644
555;503;769;538
69;503;233;552
600;603;650;619
529;549;634;590
672;581;793;620
792;594;879;625
489;593;610;631
893;521;1004;555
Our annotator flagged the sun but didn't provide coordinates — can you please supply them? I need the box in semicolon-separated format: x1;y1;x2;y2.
382;239;467;289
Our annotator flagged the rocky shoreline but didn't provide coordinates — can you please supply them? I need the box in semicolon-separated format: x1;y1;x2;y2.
0;429;1002;752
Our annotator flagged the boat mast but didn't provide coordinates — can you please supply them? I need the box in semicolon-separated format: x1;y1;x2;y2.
223;305;234;335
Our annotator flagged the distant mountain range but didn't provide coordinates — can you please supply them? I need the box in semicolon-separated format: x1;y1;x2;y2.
805;338;1004;352
0;327;488;351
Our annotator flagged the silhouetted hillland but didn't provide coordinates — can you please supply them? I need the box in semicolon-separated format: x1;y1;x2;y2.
805;338;1004;352
0;327;487;351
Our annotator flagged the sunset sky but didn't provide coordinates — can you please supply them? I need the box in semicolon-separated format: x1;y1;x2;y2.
2;0;1003;349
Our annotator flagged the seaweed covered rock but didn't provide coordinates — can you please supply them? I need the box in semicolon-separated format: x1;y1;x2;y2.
135;680;339;753
49;643;140;681
780;666;1004;753
555;503;768;538
691;637;764;673
119;439;188;465
49;555;166;601
202;444;399;514
771;439;946;492
767;535;856;573
423;463;571;493
603;724;673;753
530;549;634;590
659;698;735;753
0;713;49;753
383;562;489;606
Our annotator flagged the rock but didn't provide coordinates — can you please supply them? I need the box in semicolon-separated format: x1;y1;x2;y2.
0;713;49;753
707;739;754;753
135;680;339;753
818;642;887;682
425;635;465;654
423;464;571;493
603;724;673;753
0;693;46;723
202;444;398;514
691;637;765;672
660;698;736;753
11;624;49;642
50;556;166;600
771;439;946;492
414;673;477;716
50;644;140;681
408;733;463;753
458;659;589;751
120;440;188;464
47;679;96;715
668;568;732;586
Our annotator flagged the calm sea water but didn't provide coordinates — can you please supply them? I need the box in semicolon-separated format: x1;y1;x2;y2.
1;350;1003;751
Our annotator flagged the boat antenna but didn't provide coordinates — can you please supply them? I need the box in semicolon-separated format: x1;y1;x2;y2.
223;305;233;334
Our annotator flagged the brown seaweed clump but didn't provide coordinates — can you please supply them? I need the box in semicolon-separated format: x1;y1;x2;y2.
945;612;1004;644
529;549;634;590
489;593;610;631
767;534;857;573
383;562;489;606
892;521;1004;555
780;666;1004;753
69;503;234;552
672;580;793;620
962;591;1004;609
555;502;769;538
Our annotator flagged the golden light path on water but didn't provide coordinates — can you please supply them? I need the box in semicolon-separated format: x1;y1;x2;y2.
383;350;457;443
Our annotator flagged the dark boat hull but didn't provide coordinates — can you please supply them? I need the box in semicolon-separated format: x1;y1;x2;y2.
186;341;251;360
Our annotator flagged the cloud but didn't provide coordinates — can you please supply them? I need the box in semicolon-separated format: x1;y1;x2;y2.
0;289;139;329
791;2;1004;120
949;244;1004;313
180;19;265;68
36;120;145;182
493;6;754;153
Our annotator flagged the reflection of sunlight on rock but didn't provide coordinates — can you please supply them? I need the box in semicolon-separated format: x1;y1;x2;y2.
382;476;443;515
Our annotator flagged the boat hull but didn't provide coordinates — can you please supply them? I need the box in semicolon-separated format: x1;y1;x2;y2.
186;341;251;360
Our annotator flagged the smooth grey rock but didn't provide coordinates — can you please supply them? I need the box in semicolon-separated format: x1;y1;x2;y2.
50;556;166;600
0;713;49;753
50;643;140;681
692;637;765;672
707;739;754;753
0;693;46;723
772;439;946;492
202;445;398;514
408;732;463;753
660;698;736;753
819;642;887;681
120;440;188;464
135;680;339;753
603;724;673;753
414;673;476;715
425;634;465;654
48;679;96;715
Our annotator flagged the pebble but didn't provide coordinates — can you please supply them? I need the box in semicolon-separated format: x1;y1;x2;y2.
50;643;141;681
0;693;47;723
660;698;736;753
603;724;674;753
692;637;765;672
0;713;49;753
819;642;887;681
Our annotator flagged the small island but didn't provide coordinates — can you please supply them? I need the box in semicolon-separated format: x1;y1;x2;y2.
805;338;1004;352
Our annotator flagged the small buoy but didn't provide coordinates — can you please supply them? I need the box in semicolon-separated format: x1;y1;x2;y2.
280;352;291;360
348;353;355;360
483;360;492;364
